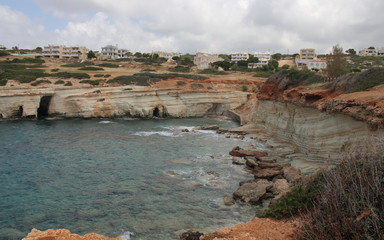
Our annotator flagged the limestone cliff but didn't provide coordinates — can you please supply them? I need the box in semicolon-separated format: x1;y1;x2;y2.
0;86;249;119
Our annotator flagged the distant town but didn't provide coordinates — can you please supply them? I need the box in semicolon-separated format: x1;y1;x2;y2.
0;44;383;71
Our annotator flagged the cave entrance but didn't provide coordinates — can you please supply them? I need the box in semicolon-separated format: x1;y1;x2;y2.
13;106;23;118
37;95;52;119
153;107;160;118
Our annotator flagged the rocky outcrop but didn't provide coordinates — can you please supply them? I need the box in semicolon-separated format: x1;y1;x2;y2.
23;228;120;240
0;87;249;119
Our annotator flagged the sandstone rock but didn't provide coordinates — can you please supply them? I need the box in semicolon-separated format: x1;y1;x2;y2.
233;179;273;204
179;230;204;240
258;156;277;163
229;146;268;159
239;179;256;186
283;166;302;183
231;157;245;165
245;158;258;169
223;195;235;206
253;168;283;179
257;162;282;169
23;228;120;240
271;179;290;195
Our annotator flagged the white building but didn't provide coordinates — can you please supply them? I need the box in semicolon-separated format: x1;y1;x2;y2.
154;51;181;59
43;45;88;60
101;45;128;59
295;48;326;70
231;53;249;62
358;48;378;56
194;53;223;69
248;52;271;68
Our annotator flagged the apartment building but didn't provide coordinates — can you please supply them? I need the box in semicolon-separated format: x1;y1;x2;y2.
231;53;249;62
154;51;181;59
101;45;128;59
43;45;88;60
194;53;223;69
359;48;378;56
295;48;326;70
248;52;271;68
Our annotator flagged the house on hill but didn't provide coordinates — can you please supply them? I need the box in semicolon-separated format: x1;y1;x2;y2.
194;53;223;69
295;48;327;70
101;45;128;59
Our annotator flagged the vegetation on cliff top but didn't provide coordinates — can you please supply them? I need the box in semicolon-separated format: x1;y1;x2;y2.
108;73;208;86
264;139;384;239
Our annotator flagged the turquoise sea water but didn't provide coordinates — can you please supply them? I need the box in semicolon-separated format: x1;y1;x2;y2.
0;118;265;240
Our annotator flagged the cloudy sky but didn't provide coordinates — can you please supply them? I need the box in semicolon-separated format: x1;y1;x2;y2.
0;0;383;54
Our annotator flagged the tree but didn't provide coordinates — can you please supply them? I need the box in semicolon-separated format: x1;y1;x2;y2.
272;53;282;60
142;53;150;58
268;59;279;70
247;55;259;63
345;48;356;55
368;46;375;49
212;61;231;70
326;44;348;79
35;47;42;52
87;50;96;59
282;64;290;70
134;52;142;57
151;53;159;60
172;56;180;61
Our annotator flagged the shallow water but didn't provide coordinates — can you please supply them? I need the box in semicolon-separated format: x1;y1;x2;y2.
0;118;265;240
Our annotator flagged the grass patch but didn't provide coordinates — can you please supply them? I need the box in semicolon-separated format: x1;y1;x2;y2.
191;83;204;89
8;58;45;64
54;80;65;84
253;71;274;78
64;81;72;86
51;68;59;72
177;81;186;86
31;80;51;86
141;69;156;72
97;63;119;68
78;66;104;71
94;74;104;77
79;79;104;86
0;79;7;86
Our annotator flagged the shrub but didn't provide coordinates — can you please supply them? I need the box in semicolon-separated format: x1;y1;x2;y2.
54;80;65;84
108;73;207;86
141;69;156;72
299;139;384;240
346;68;384;93
190;83;204;89
104;74;111;78
64;81;72;86
51;68;59;72
79;79;103;86
0;51;10;56
199;69;228;75
9;58;45;64
177;81;186;86
0;79;7;86
172;66;190;73
253;71;274;78
78;66;104;71
94;74;104;77
31;80;51;86
52;72;90;79
97;63;119;68
242;85;249;92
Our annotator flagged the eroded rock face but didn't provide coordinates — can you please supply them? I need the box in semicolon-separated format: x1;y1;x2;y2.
233;180;273;204
22;228;121;240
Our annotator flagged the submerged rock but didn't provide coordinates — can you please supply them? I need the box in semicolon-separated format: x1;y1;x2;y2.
223;194;235;206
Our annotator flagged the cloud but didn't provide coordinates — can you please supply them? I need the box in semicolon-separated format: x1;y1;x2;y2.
2;0;384;53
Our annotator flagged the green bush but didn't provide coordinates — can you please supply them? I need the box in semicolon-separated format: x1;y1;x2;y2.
199;69;228;75
97;63;119;68
0;79;7;86
0;51;10;56
79;79;103;86
253;71;274;78
8;58;45;64
104;74;111;78
54;80;65;84
31;80;51;86
177;81;186;86
78;66;104;71
190;83;204;89
172;66;190;73
51;68;59;72
64;81;72;86
94;74;104;77
52;72;90;79
242;85;249;92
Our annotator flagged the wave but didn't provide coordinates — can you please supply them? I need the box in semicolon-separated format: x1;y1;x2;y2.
98;120;113;124
132;131;177;137
120;231;134;240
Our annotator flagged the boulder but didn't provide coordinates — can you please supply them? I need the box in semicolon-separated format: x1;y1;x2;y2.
271;179;290;195
231;157;245;165
239;179;256;186
253;168;283;179
179;230;204;240
245;158;258;169
229;146;268;159
223;195;235;206
199;125;220;130
233;179;273;204
283;166;302;183
259;156;277;163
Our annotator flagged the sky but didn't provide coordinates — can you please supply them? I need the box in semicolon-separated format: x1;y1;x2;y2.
0;0;383;54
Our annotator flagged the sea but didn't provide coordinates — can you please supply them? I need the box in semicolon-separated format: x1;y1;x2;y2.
0;118;266;240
